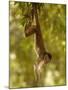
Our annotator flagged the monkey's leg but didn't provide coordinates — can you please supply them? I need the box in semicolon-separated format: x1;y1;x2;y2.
33;63;38;82
32;62;39;86
37;60;44;82
33;60;44;84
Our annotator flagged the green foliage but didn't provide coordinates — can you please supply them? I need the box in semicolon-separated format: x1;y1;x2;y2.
9;2;66;88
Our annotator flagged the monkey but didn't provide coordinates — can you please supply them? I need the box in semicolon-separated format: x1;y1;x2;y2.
24;3;52;82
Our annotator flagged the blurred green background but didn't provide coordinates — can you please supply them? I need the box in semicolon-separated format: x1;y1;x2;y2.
9;1;66;88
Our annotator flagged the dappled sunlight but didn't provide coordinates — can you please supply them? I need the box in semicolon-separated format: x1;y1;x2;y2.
10;52;16;60
44;70;55;86
62;41;65;46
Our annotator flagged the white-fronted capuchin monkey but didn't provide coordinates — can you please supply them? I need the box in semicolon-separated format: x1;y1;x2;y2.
24;3;52;82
